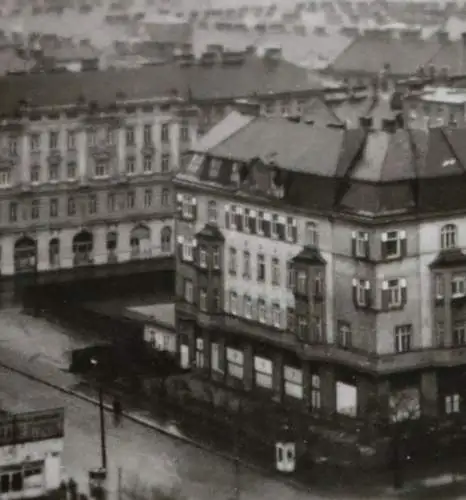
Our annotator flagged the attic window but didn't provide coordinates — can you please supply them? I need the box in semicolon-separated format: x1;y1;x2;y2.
187;154;203;174
209;158;221;178
442;158;456;168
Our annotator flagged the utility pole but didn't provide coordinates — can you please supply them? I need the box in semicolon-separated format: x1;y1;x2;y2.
231;400;242;500
99;384;107;471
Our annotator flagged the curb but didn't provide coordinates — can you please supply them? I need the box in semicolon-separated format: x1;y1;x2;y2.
0;359;317;495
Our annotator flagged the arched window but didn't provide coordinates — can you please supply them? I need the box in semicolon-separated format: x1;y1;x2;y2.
440;224;457;250
161;226;172;253
49;238;60;268
305;221;318;247
72;230;93;266
14;236;37;273
106;231;118;263
130;224;151;259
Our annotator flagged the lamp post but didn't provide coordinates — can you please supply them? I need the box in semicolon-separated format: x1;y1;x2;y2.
91;358;108;471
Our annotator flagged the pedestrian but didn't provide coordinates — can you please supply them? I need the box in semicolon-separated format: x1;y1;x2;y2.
113;397;122;427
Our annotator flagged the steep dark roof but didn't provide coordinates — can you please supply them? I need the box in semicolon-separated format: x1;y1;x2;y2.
330;33;442;76
196;223;225;241
292;246;326;264
0;55;322;115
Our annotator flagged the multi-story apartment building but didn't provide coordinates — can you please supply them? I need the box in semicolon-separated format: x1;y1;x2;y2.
173;111;466;430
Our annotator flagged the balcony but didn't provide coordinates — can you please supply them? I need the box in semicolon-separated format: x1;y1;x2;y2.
175;303;466;375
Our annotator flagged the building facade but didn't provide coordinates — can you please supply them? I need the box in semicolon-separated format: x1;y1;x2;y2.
0;408;65;499
173;112;466;433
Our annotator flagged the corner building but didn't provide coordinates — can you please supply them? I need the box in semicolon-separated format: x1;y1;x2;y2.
174;112;466;430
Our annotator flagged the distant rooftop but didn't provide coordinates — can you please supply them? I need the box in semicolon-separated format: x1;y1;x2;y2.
418;86;466;104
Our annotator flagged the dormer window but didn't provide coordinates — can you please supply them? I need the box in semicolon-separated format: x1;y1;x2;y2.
440;224;457;250
209;158;221;178
199;246;207;268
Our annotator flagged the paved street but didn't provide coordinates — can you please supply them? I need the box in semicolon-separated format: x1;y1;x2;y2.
0;309;464;499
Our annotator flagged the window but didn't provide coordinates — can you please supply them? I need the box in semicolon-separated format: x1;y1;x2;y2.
310;374;321;410
315;273;323;297
441;224;457;250
199;246;207;268
445;394;461;414
382;278;407;309
271;303;281;328
312;315;323;342
49;131;58;150
49;198;58;217
199;289;207;312
181;195;196;219
381;230;406;259
257;254;265;282
228;247;237;275
254;356;272;389
180;121;190;142
286;262;294;289
211;342;223;373
258;298;267;323
161;154;170;173
67;161;77;180
297;270;307;294
284;365;303;399
394;324;412;353
126;127;135;146
195;338;204;368
209;158;221;179
436;321;445;347
67;130;75;150
161;123;169;143
352;230;369;258
337;321;352;348
143;124;152;145
88;194;97;214
48;163;59;182
434;275;444;299
9;201;17;222
8;137;17;155
126;190;135;209
297;315;308;337
305;221;318;247
0;170;11;186
94;161;108;178
353;278;370;307
126;157;135;174
161;188;169;206
213;288;221;311
271;257;280;286
184;279;194;303
213;246;220;269
287;308;295;332
87;130;96;147
30;165;40;183
243;250;251;279
452;274;465;298
226;347;244;379
143;156;153;173
144;188;152;208
453;321;466;346
286;217;295;242
67;197;76;216
244;295;252;319
182;240;194;261
107;193;116;212
257;211;265;235
229;291;238;315
31;199;40;219
207;200;217;223
106;129;115;145
271;214;279;239
30;133;40;151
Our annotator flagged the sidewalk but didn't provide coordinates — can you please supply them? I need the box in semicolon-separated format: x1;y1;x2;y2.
1;310;466;499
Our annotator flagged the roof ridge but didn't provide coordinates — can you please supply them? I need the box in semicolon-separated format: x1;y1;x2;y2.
203;112;256;153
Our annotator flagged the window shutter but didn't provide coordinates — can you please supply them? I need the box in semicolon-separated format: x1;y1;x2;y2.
351;278;358;308
351;232;357;257
192;198;198;220
249;211;257;234
218;343;225;373
177;242;183;261
236;212;243;231
364;233;370;259
381;232;388;260
287;307;295;332
400;231;407;257
400;278;407;306
277;222;285;241
365;281;372;307
381;281;389;311
250;297;257;321
225;206;230;229
292;220;298;243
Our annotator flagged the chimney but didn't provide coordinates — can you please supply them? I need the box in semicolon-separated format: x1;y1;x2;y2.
436;30;449;44
359;116;373;129
381;117;397;133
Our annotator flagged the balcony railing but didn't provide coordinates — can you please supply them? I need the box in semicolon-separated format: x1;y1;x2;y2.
175;302;466;375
